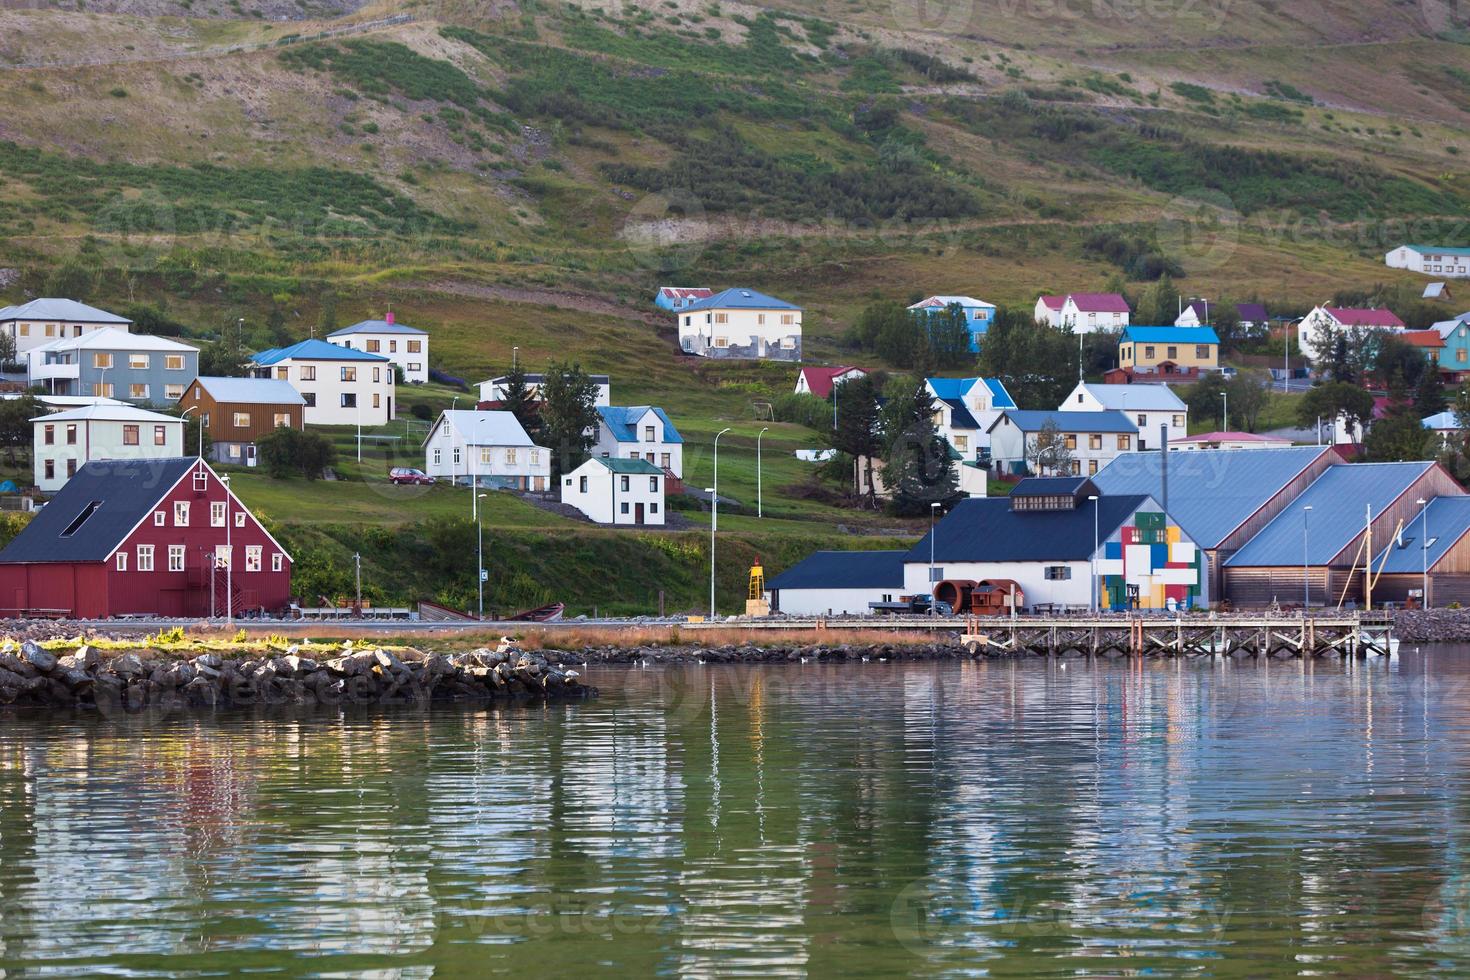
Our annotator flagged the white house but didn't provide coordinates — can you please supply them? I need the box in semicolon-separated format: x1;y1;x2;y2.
478;372;611;407
32;403;184;493
327;313;430;384
593;406;684;479
1034;293;1130;333
1298;306;1406;359
423;410;552;492
1059;382;1187;451
561;457;665;526
901;478;1206;612
764;550;909;616
248;338;395;427
794;365;865;399
925;376;1016;458
676;288;801;361
1386;245;1470;279
1174;299;1210;327
0;298;131;357
988;409;1138;478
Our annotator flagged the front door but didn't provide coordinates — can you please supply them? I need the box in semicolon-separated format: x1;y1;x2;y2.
635;503;645;525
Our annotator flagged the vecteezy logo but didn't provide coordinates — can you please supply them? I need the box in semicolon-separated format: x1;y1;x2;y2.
620;190;707;274
890;0;974;34
1156;188;1241;275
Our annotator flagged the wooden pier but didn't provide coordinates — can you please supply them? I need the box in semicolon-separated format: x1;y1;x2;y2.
687;612;1394;658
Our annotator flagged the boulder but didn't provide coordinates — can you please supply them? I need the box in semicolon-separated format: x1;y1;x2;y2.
21;641;58;673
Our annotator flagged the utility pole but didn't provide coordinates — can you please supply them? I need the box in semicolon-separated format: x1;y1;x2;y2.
353;552;362;615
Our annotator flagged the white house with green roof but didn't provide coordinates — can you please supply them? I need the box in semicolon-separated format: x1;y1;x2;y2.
1386;245;1470;279
561;457;665;526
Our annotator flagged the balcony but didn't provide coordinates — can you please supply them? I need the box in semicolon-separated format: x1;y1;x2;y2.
29;360;79;382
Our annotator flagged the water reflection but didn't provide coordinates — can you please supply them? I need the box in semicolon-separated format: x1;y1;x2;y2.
2;651;1470;976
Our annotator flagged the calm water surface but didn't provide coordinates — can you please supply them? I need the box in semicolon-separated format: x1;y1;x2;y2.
5;649;1470;977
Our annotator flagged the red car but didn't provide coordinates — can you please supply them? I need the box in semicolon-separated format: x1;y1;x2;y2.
389;467;435;486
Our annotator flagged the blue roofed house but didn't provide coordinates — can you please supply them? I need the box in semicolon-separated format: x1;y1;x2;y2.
654;287;713;311
1223;460;1461;607
593;406;684;480
902;477;1206;612
1117;325;1219;380
988;409;1137;478
908;295;997;353
248;338;395;427
926;377;1015;456
764;550;908;616
1094;445;1340;601
1370;497;1470;607
675;288;801;361
327;312;429;384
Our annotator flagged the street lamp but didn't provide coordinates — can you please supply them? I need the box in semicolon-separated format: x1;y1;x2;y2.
1220;391;1228;432
1418;497;1429;609
512;346;519;372
1302;504;1313;610
1284;315;1306;393
757;426;769;518
477;492;488;620
181;405;202;458
929;501;942;614
706;486;718;618
221;474;234;623
1089;494;1100;613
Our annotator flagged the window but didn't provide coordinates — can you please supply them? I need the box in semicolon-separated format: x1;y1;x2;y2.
644;425;656;442
154;510;165;526
43;425;54;445
649;476;658;492
129;353;149;369
1459;350;1467;364
273;413;290;428
954;435;968;451
1089;434;1102;450
373;367;381;383
168;545;185;572
1144;345;1155;359
193;470;207;492
93;352;113;369
660;453;671;468
164;355;185;371
65;459;75;478
757;314;766;325
781;337;796;349
506;448;517;465
43;459;53;480
1166;346;1178;359
275;367;289;381
620;475;630;491
1117;434;1131;450
93;383;114;398
714;313;729;324
225;412;247;428
215;545;231;570
1065;434;1077;450
341;367;357;382
366;339;381;352
235;510;246;528
340;393;356;408
211;501;226;527
136;545;154;572
115;552;127;572
1195;345;1209;359
1044;566;1072;580
408;340;422;353
201;413;209;429
122;425;139;446
452;447;461;465
714;337;728;348
621;502;630;515
432;449;442;465
650;503;659;514
66;424;77;445
165;385;184;400
373;393;380;409
530;450;540;466
302;393;316;408
1088;459;1098;475
245;546;262;572
272;552;284;572
17;323;26;336
1069;460;1080;476
1136;414;1147;427
579;476;588;493
1173;414;1185;428
781;314;794;325
389;340;397;353
408;363;422;373
43;324;54;337
154;425;167;446
300;366;316;382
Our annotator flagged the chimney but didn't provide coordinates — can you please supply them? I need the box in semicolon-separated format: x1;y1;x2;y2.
385;310;395;325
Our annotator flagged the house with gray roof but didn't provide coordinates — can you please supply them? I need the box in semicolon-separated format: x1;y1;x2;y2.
422;410;551;492
180;376;306;467
988;409;1138;478
1060;382;1188;450
327;312;429;384
0;299;132;357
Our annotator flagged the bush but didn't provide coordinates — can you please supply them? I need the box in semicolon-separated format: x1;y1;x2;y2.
770;392;831;429
258;428;338;480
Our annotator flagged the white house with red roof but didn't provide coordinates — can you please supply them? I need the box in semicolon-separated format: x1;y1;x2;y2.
1034;293;1130;333
1299;305;1406;359
654;286;714;311
794;366;866;399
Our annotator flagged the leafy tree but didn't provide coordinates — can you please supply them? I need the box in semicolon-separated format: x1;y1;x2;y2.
123;303;190;337
1307;324;1379;384
1025;419;1074;476
497;361;540;438
265;305;291;346
0;394;39;457
1211;300;1243;348
0;330;16;370
925;304;974;368
258;428;337;480
852;299;907;351
1133;273;1180;325
978;308;1076;409
199;337;247;377
1228;370;1271;432
317;290;338;335
1365;389;1435;462
1439;383;1470;482
1373;332;1428;390
44;260;94;300
1415;366;1447;418
874;308;924;368
826;374;881;501
1186;373;1231;427
170;408;212;460
1298;381;1375;446
539;361;600;477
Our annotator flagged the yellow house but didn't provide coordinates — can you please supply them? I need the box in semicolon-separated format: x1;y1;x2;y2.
1118;326;1219;376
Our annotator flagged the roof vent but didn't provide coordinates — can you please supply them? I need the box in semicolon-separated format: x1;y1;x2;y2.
741;290;751;297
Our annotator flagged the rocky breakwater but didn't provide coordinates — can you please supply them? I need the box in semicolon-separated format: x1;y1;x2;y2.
1393;608;1470;644
0;641;595;712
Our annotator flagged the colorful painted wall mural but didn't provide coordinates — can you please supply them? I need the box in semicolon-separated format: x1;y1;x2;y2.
1095;510;1203;610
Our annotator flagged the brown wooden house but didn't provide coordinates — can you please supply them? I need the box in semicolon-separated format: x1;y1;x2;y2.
181;377;306;468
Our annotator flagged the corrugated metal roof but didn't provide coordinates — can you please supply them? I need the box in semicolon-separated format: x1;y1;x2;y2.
991;409;1137;434
908;494;1153;563
432;411;537;447
766;550;907;591
590;457;664;474
328;319;427;337
1371;497;1470;574
251;338;389;365
0;458;194;563
680;288;800;312
908;295;994;311
1424;411;1458;430
1405;245;1470;256
1073;383;1186;412
0;298;131;324
1093;445;1331;549
1067;292;1131;313
1323;307;1405;329
32;404;182;424
194;377;305;406
1225;461;1437;567
984;378;1016;409
1236;303;1268;321
941;398;980;430
597;406;683;444
1121;326;1221;344
28;327;196;353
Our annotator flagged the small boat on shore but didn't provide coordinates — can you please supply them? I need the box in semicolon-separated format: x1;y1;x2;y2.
507;602;565;623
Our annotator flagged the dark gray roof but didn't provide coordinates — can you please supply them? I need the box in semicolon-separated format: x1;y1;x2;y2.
908;494;1152;563
941;398;981;430
0;458;195;563
1011;477;1098;498
766;550;907;591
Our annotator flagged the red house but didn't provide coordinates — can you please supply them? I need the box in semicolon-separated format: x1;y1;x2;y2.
0;457;293;618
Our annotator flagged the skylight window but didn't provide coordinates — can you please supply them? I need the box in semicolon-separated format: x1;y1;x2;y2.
60;501;102;538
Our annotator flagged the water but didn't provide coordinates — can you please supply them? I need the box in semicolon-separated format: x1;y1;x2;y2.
5;650;1470;977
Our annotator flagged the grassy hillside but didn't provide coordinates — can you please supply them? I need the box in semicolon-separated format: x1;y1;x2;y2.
0;0;1466;608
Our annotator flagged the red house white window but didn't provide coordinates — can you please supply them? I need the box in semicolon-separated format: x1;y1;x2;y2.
168;545;185;572
246;547;262;572
136;545;154;572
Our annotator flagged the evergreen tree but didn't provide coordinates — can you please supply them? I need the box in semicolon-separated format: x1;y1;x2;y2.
878;378;957;515
539;361;600;477
1134;273;1180;325
926;304;974;368
1415;364;1447;418
498;361;539;438
827;374;881;502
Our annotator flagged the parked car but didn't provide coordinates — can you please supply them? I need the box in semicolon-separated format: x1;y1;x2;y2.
389;467;435;485
1220;367;1238;379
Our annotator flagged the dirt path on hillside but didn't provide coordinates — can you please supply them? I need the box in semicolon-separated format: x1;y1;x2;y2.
421;280;663;325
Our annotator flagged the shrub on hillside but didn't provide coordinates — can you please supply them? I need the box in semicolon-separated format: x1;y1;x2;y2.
258;428;337;480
